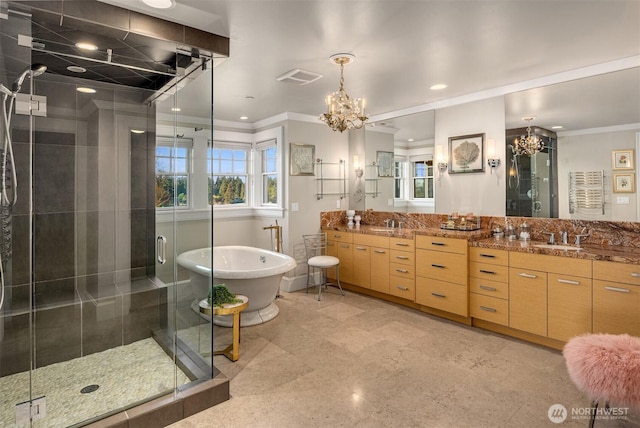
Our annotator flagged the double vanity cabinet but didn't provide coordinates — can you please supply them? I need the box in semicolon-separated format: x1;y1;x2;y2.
323;227;640;349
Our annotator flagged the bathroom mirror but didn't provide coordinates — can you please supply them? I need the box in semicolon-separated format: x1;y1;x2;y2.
365;110;436;212
505;66;640;221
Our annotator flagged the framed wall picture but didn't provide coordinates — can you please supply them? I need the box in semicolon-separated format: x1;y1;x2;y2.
448;133;485;173
612;149;634;170
613;173;635;193
377;151;394;177
290;144;315;176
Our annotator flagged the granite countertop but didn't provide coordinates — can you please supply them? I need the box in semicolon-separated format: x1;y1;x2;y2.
323;223;640;265
471;237;640;265
322;224;492;240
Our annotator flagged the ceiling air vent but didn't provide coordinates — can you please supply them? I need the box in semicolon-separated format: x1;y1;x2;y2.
276;69;322;85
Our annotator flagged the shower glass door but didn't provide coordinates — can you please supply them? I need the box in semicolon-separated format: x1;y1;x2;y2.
154;68;216;376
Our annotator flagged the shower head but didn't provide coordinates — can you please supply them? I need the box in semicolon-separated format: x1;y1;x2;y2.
11;63;47;94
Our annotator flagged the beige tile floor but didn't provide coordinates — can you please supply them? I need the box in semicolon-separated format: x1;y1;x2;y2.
171;289;640;428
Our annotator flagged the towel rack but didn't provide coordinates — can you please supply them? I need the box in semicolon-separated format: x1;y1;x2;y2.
569;170;604;214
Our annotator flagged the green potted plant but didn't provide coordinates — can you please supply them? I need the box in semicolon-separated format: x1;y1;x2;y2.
207;284;242;307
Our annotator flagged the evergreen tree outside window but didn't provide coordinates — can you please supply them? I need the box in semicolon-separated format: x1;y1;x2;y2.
155;138;191;208
260;144;278;205
208;145;249;205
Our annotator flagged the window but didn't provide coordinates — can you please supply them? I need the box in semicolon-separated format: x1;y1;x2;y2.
208;145;249;205
394;160;405;199
155;138;191;208
259;142;278;205
413;160;434;199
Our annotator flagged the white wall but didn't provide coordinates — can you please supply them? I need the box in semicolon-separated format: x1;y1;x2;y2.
285;120;349;290
435;96;506;216
558;129;638;220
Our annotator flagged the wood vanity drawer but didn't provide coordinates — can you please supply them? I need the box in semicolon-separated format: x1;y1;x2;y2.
324;230;353;243
593;260;640;286
389;276;415;301
354;233;389;248
469;277;509;300
469;247;509;266
390;250;415;265
470;293;508;326
416;250;467;284
415;235;467;255
510;252;591;278
469;262;509;283
416;277;468;317
390;262;415;277
389;237;415;252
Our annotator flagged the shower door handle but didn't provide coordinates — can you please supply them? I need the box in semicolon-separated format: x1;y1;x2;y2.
157;235;167;265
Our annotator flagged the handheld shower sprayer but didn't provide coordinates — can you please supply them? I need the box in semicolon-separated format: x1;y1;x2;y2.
11;63;47;94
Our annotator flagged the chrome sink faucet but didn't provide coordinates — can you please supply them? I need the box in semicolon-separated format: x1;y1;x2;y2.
385;219;395;228
543;232;555;245
575;231;590;246
560;231;568;244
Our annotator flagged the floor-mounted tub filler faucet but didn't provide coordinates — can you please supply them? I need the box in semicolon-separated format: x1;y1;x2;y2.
263;219;282;252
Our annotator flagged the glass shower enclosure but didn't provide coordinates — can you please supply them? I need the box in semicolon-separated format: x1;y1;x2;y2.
506;127;559;218
0;2;224;426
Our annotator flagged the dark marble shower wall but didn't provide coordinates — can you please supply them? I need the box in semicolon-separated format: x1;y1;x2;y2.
0;79;161;376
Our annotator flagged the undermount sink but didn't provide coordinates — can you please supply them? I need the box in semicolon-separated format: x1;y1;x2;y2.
533;244;582;251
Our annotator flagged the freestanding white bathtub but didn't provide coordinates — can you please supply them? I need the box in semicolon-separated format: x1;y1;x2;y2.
177;246;297;327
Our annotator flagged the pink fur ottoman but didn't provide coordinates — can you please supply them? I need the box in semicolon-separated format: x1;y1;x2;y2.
563;333;640;413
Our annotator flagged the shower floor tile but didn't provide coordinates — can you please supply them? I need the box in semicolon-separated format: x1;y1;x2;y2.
0;338;190;427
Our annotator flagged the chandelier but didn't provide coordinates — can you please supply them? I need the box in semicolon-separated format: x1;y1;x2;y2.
513;116;544;156
320;53;368;132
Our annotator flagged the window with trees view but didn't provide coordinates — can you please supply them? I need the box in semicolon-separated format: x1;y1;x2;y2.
208;146;249;205
260;144;277;205
155;141;190;208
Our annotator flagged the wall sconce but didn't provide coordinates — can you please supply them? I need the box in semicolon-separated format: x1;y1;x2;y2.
486;138;501;173
354;155;364;178
435;146;448;175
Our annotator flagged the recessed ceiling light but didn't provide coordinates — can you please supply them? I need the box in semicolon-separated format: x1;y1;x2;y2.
131;129;145;134
408;138;415;142
171;107;181;112
75;42;98;51
430;84;447;90
240;116;249;120
552;125;564;129
76;87;96;94
67;66;87;73
141;0;175;9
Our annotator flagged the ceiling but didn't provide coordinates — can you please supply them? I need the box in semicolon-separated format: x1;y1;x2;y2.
95;0;639;140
